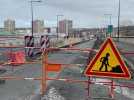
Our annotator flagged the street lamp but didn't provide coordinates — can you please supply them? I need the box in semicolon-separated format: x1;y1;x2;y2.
57;15;63;40
104;14;112;25
30;0;42;36
104;14;112;37
117;0;121;41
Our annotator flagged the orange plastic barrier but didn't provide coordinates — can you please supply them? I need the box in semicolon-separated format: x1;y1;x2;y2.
10;51;25;65
46;64;61;72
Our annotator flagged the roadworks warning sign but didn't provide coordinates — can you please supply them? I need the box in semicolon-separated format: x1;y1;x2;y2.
84;38;131;79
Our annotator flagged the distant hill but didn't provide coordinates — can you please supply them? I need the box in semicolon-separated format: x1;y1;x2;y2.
119;26;134;36
112;26;134;36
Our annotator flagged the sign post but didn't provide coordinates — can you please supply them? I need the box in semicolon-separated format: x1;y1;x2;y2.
84;37;131;79
84;37;131;99
107;25;113;37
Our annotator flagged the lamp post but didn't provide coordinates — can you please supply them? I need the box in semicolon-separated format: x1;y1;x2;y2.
104;14;112;25
117;0;121;41
104;14;112;37
30;0;42;36
57;15;63;40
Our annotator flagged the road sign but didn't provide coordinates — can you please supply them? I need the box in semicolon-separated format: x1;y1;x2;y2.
107;25;113;34
84;38;131;79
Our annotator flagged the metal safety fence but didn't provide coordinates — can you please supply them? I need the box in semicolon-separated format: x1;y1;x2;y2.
0;37;133;99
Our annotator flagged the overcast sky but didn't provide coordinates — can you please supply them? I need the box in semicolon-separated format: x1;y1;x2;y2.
0;0;134;28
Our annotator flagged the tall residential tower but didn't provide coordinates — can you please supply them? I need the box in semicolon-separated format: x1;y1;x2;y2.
33;20;44;33
59;19;73;36
4;19;15;33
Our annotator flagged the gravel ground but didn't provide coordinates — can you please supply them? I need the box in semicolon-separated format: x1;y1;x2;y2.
0;39;133;100
42;39;134;100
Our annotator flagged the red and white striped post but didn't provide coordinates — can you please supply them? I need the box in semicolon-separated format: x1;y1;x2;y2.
110;80;115;99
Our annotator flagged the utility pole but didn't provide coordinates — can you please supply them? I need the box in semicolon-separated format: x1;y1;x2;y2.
104;14;112;37
117;0;121;41
30;0;42;36
104;14;112;25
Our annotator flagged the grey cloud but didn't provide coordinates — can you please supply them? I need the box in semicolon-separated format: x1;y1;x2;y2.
46;0;116;15
0;0;133;27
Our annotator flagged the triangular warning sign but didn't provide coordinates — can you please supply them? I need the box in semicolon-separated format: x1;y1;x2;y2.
84;38;131;79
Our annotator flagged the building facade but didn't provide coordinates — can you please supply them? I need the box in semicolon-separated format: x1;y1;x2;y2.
59;19;73;36
4;19;15;33
33;20;44;33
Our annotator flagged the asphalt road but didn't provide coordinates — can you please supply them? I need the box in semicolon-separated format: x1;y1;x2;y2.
115;40;134;83
0;39;95;100
0;39;133;100
43;39;134;100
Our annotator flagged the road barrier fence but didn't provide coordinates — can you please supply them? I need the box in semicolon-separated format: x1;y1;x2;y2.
0;36;133;99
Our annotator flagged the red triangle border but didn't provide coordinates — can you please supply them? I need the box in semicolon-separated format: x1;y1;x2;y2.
84;38;131;79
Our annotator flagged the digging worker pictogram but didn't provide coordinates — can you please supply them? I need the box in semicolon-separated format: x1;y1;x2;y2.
99;53;110;72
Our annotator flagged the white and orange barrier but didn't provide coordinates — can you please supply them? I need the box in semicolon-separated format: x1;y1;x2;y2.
8;51;25;65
